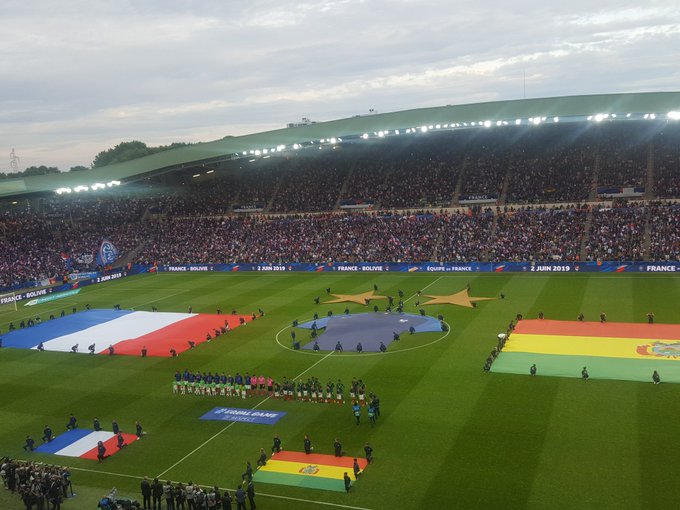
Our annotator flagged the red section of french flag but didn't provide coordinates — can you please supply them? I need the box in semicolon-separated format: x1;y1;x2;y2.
109;314;253;357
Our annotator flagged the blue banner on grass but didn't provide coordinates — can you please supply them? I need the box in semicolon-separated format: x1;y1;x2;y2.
200;407;286;425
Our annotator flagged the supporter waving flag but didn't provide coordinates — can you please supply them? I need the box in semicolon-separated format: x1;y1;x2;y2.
96;239;119;266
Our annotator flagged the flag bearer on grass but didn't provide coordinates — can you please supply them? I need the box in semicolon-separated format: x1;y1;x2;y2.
23;436;35;451
364;443;373;463
272;434;282;453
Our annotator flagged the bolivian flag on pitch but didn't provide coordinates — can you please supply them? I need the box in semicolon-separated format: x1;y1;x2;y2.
492;320;680;384
253;451;368;492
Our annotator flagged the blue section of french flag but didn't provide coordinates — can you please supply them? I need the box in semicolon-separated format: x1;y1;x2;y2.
35;429;113;457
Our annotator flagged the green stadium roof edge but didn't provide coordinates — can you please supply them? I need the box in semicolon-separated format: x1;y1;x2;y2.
3;91;680;199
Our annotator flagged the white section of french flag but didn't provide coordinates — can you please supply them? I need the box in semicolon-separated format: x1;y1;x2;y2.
36;311;192;353
54;431;115;457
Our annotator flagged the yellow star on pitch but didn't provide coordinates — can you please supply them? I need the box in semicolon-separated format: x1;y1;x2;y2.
324;291;388;305
422;289;496;308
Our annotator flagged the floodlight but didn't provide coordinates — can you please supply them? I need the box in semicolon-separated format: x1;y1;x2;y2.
626;113;632;117
293;143;300;149
206;170;214;174
362;133;369;139
650;113;656;119
668;111;680;120
553;117;559;122
192;174;200;178
378;131;385;138
420;126;428;133
395;130;400;135
435;124;441;129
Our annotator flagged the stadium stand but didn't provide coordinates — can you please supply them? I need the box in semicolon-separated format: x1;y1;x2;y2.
3;123;680;290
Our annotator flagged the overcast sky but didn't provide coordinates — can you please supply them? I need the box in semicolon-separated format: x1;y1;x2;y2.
1;0;679;171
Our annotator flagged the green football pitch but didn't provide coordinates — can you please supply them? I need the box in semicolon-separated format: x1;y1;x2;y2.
1;272;679;510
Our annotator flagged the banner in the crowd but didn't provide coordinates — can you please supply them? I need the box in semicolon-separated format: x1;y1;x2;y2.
76;253;94;264
69;271;99;281
158;261;680;273
233;203;265;213
200;407;286;425
597;186;645;198
458;194;499;204
96;239;119;266
339;199;375;209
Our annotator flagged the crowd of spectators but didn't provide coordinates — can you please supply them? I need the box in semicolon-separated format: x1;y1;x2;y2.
507;146;594;203
653;129;680;198
1;457;73;509
7;199;680;290
597;128;649;188
584;203;647;261
140;212;448;265
488;207;588;262
648;202;680;261
0;213;146;289
436;211;493;261
341;143;460;209
270;156;348;213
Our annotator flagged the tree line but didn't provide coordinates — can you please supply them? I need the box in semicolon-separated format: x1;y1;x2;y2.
1;141;191;179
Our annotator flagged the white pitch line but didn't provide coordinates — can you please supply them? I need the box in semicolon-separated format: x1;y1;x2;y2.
157;351;335;479
155;394;272;479
68;466;144;480
403;275;444;304
292;350;334;380
130;290;190;310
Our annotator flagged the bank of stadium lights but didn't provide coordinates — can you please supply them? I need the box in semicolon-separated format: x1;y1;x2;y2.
55;180;120;195
669;111;680;120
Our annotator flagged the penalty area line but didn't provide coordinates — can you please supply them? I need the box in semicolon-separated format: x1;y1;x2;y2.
156;351;334;479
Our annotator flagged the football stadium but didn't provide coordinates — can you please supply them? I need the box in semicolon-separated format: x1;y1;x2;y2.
1;90;680;510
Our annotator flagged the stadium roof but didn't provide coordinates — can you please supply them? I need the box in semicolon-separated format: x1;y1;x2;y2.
3;91;680;199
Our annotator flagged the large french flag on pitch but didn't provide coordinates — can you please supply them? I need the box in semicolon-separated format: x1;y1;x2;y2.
1;310;252;357
34;429;138;460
